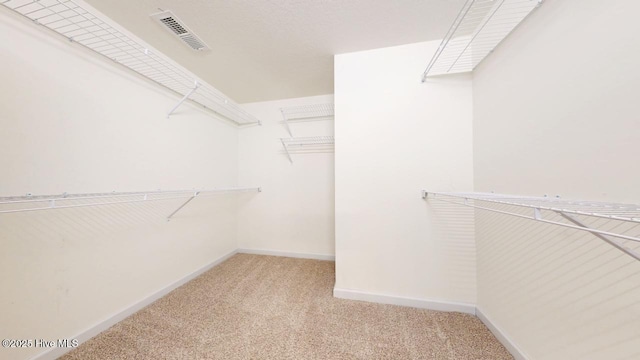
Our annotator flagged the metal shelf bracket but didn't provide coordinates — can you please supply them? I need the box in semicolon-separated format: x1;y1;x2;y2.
167;81;199;118
281;109;293;137
281;138;293;163
556;211;640;262
167;191;199;221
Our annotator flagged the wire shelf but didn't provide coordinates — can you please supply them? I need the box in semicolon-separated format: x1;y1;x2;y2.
421;0;541;80
281;136;334;147
423;191;640;261
1;0;260;125
281;104;334;121
280;136;334;163
280;103;334;137
0;187;261;219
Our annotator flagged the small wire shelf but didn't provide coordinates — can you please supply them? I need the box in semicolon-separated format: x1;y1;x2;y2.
281;136;334;147
1;0;260;125
422;0;542;80
423;191;640;261
281;104;334;121
280;103;334;137
280;136;334;163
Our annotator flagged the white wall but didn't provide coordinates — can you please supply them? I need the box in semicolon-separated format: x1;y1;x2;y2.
238;95;335;258
473;0;640;358
0;9;245;360
334;41;476;307
473;0;640;203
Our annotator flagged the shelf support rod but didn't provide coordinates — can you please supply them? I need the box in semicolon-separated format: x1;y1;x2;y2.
167;81;199;118
555;211;640;262
281;109;293;137
281;139;293;164
167;191;199;221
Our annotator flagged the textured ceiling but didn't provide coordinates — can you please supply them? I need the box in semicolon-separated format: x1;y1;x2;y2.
83;0;464;103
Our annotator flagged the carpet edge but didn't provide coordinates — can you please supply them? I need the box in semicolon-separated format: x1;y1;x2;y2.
30;248;239;360
237;248;335;261
476;306;528;360
332;287;476;314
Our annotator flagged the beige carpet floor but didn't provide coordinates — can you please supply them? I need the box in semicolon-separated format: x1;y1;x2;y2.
61;254;512;359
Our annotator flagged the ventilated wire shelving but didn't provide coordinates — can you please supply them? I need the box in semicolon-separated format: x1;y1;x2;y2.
0;187;261;220
423;191;640;261
421;0;542;80
280;136;334;164
280;103;334;137
1;0;260;125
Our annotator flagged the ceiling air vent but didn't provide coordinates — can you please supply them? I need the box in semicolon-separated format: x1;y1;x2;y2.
150;11;210;51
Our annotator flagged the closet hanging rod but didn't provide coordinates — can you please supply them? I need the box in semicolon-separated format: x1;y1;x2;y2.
0;187;261;215
423;191;640;261
167;81;199;118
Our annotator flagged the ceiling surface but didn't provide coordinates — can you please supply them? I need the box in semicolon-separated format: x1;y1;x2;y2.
83;0;464;103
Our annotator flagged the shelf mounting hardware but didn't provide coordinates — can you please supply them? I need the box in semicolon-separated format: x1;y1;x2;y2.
555;211;640;262
167;81;199;118
281;109;293;137
281;138;293;163
167;191;199;220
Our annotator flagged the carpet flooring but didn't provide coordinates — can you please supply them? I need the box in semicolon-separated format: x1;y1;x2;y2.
61;254;512;359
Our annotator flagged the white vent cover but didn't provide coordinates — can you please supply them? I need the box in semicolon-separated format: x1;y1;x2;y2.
150;11;210;51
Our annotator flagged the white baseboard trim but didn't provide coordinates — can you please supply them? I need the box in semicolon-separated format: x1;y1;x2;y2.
237;248;335;261
31;249;238;360
333;287;476;315
476;307;528;360
29;250;523;360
